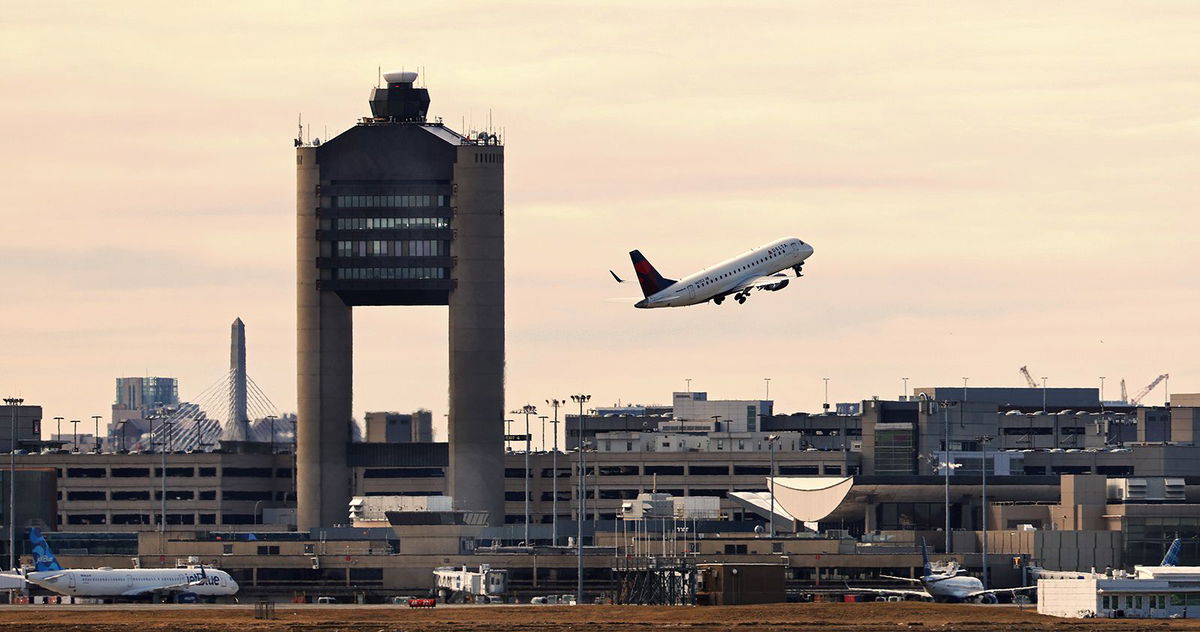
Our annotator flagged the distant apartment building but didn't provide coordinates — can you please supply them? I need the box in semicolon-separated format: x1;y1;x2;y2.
111;376;179;440
0;404;43;453
365;410;433;443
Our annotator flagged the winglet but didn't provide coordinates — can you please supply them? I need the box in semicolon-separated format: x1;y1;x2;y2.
609;270;625;283
1162;538;1183;566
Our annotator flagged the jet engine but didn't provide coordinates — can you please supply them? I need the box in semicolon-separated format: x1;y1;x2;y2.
762;279;790;291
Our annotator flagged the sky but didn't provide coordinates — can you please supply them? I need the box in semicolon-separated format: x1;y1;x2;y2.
1;2;1197;443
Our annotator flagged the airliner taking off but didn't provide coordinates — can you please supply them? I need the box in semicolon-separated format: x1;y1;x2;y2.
22;528;238;601
612;237;814;308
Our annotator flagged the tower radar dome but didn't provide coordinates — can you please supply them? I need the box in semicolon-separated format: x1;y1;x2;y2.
383;70;419;84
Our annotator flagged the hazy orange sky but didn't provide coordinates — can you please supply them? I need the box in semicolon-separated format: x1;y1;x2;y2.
2;2;1197;441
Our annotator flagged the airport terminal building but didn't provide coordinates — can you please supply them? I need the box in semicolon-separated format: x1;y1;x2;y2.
4;387;1200;601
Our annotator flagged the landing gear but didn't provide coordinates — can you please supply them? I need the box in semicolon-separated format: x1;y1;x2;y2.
735;292;747;304
792;263;805;277
713;295;724;305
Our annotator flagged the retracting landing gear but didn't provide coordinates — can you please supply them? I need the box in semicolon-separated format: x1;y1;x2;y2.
735;292;748;304
713;295;724;305
792;263;805;277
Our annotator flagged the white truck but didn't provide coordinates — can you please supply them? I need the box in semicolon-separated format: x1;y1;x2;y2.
433;565;508;603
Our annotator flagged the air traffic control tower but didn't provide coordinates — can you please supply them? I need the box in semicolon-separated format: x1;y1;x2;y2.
296;70;504;530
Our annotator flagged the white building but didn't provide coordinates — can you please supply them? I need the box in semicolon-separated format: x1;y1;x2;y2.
672;392;772;432
1039;567;1200;618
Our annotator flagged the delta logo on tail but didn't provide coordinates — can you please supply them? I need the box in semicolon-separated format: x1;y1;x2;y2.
629;250;676;299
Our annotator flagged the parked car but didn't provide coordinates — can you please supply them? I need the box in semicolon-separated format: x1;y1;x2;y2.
316;596;337;604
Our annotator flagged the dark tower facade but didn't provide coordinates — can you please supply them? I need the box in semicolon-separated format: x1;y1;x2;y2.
296;71;504;530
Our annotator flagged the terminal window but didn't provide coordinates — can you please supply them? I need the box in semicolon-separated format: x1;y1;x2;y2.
874;425;916;475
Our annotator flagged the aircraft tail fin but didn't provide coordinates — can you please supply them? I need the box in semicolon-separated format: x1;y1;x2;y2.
629;250;676;299
920;536;931;576
30;527;62;572
1162;538;1183;566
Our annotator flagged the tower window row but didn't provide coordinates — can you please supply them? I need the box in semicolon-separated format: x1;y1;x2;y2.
336;240;447;258
333;194;446;208
335;217;448;230
336;267;447;281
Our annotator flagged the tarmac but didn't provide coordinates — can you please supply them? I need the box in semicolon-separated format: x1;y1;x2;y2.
0;602;1197;631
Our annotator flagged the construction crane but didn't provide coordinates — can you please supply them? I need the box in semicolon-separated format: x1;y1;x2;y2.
1018;366;1039;389
1120;379;1128;403
1129;374;1169;406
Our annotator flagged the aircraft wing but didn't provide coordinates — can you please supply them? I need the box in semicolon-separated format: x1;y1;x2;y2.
843;585;931;599
120;577;208;597
730;273;793;293
963;585;1037;599
878;574;924;584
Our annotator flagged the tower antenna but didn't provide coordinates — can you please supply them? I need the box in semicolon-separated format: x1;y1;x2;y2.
377;65;381;89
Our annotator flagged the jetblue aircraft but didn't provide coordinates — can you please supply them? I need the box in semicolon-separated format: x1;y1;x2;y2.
612;237;814;308
22;528;238;601
849;538;1035;603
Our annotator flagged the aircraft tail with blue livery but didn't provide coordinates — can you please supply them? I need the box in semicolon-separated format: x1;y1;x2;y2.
1162;538;1183;566
30;527;62;572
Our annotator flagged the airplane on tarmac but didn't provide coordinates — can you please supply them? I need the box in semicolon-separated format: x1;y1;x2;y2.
610;237;814;308
847;538;1036;603
22;528;239;602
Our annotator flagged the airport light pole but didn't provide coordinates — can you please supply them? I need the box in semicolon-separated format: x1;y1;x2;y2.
822;377;830;413
940;401;953;554
511;404;537;548
978;434;993;589
159;420;173;534
70;420;79;453
902;377;909;400
571;393;590;604
53;417;63;450
539;415;548;452
5;397;23;572
91;415;101;453
764;378;771;401
1099;377;1106;414
1041;377;1048;414
767;435;779;537
546;399;564;546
